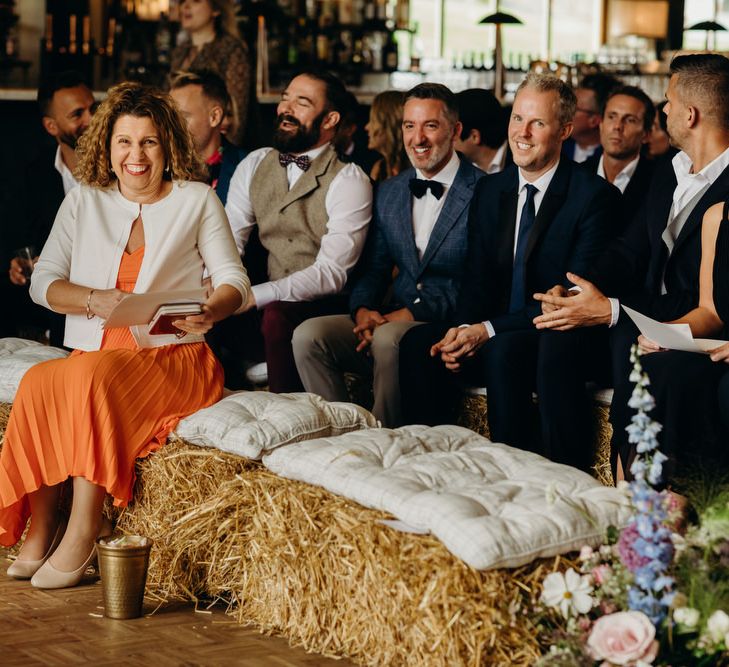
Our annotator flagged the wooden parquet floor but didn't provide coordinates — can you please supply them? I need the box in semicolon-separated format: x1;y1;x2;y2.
0;550;354;667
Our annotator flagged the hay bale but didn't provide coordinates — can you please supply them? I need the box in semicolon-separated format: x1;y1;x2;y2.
113;438;259;602
180;465;556;666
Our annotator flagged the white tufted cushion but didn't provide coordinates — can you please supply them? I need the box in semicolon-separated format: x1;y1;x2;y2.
0;338;69;403
263;425;632;570
175;391;378;460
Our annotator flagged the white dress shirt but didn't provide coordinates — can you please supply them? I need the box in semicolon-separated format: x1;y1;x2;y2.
597;154;639;194
225;143;373;308
573;142;600;164
486;141;508;174
412;151;460;259
480;161;561;337
605;145;729;326
54;146;79;195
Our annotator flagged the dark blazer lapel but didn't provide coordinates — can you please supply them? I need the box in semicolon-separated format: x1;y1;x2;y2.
673;162;729;252
396;168;421;272
418;160;477;270
496;183;519;274
280;145;337;210
523;160;570;263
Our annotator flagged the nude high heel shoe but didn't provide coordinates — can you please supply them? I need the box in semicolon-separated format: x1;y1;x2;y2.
29;516;114;589
7;520;66;580
30;546;97;589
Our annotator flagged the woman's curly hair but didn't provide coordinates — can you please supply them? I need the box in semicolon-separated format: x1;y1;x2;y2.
75;81;206;187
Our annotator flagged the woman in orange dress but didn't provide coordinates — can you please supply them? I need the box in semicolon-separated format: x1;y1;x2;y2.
0;82;249;588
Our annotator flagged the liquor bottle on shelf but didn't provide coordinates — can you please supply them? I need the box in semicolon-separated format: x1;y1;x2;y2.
383;31;398;72
155;12;171;65
409;21;423;72
395;0;409;30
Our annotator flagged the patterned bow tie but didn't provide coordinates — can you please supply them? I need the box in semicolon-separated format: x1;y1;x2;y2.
279;152;311;171
409;178;445;200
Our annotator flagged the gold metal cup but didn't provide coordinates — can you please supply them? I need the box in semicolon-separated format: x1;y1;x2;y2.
95;536;153;619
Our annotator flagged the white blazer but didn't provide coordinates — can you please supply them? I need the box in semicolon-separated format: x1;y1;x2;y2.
31;180;249;350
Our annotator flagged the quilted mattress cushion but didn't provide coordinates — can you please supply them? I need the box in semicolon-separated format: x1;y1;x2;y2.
0;338;69;403
262;424;632;570
175;390;378;460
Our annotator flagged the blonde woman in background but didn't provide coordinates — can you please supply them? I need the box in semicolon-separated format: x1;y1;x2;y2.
171;0;253;147
366;90;409;182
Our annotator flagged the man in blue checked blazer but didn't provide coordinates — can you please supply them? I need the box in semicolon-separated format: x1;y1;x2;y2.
293;83;482;427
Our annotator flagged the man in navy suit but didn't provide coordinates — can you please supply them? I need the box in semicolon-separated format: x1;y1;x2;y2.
583;85;655;235
399;73;619;470
293;83;482;427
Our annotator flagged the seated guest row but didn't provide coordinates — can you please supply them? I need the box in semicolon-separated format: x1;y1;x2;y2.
3;55;729;593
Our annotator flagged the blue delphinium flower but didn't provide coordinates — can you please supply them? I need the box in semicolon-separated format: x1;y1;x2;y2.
621;346;675;627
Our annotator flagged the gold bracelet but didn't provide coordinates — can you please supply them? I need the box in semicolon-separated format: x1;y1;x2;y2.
86;289;95;320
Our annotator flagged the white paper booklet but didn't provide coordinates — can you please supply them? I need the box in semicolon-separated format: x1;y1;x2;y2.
103;288;208;328
622;305;726;354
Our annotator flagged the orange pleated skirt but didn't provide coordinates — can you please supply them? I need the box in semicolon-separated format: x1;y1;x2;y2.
0;247;223;546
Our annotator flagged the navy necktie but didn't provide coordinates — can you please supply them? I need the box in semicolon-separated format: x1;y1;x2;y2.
409;178;445;200
509;184;538;313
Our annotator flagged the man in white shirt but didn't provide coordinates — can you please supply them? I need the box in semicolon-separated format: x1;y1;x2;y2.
223;70;373;392
292;83;481;427
454;88;510;174
584;85;656;236
562;73;620;163
533;53;729;481
4;71;95;345
399;73;619;470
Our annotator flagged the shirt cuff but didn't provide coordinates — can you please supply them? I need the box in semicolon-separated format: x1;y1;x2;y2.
251;282;276;309
609;298;620;328
484;321;495;338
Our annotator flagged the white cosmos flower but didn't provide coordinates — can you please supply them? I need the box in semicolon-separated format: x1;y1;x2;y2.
707;610;729;642
541;568;594;618
673;607;700;629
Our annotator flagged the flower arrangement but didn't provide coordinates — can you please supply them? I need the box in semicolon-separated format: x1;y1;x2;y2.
535;347;729;667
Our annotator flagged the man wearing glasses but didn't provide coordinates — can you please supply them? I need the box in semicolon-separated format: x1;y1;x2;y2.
562;73;620;163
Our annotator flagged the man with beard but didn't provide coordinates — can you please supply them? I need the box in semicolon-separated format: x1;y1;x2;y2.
583;85;656;234
292;83;481;427
4;71;95;345
398;73;619;471
223;70;372;392
533;54;729;484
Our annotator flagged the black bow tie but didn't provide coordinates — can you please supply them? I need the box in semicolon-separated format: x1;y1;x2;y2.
279;152;311;171
409;178;445;200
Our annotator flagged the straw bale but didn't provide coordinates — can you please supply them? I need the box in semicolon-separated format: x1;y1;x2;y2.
188;465;554;666
593;406;614;486
111;437;260;602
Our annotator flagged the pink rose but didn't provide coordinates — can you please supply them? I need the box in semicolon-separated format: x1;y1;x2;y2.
592;564;613;585
580;545;594;561
587;611;659;666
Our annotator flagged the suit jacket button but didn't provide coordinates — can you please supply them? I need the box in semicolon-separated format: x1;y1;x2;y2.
416;282;423;290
